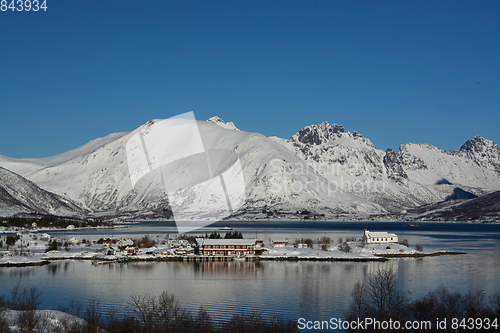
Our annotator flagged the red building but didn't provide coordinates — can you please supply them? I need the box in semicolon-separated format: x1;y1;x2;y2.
272;240;288;247
196;239;260;257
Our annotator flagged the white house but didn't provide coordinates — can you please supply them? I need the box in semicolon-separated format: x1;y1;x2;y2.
68;237;79;245
39;233;51;241
116;239;134;248
362;227;398;244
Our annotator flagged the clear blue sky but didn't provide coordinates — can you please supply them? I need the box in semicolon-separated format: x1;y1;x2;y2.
1;0;499;158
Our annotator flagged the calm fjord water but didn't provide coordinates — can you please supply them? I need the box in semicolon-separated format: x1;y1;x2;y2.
1;221;499;323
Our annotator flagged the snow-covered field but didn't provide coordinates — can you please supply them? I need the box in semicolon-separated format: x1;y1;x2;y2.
0;230;448;267
261;242;419;260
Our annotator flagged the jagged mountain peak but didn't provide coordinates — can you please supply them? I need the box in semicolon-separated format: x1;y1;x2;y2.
291;122;345;145
459;136;500;172
460;136;499;154
207;116;225;124
207;116;240;131
290;121;376;149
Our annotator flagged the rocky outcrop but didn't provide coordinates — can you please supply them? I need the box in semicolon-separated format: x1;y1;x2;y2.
383;148;408;183
291;122;345;145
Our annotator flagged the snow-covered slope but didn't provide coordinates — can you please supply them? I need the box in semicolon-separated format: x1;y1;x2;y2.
0;167;84;217
0;118;384;217
0;117;498;218
397;137;500;191
273;122;500;211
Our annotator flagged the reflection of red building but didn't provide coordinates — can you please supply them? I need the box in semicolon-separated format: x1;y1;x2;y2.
197;239;261;256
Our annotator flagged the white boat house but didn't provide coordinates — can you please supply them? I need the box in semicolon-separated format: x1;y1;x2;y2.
362;227;398;244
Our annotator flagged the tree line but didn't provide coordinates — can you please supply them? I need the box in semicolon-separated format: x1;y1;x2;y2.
0;286;297;333
345;268;500;332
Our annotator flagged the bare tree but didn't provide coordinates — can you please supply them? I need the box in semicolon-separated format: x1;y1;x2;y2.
83;300;102;333
338;241;351;253
346;267;409;330
367;268;408;321
130;291;187;333
399;239;409;247
8;285;44;333
319;236;331;245
490;293;500;319
304;238;314;248
347;281;368;319
0;302;9;333
194;308;215;333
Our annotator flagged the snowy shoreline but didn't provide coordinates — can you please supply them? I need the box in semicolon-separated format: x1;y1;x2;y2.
0;230;467;268
0;250;466;267
0;247;466;267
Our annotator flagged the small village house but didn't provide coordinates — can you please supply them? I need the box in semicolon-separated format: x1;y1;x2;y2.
105;247;117;256
68;237;79;245
116;239;134;249
125;246;139;255
39;233;51;241
272;240;288;248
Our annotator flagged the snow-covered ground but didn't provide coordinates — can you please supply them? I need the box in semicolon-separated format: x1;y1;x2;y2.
0;230;450;267
1;309;93;333
0;231;197;266
261;242;418;260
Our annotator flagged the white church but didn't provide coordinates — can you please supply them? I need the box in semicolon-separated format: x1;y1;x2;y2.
362;227;398;244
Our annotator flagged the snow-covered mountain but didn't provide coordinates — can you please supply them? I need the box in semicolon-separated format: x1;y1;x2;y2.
0;117;498;218
272;122;500;212
207;116;240;131
0;167;84;217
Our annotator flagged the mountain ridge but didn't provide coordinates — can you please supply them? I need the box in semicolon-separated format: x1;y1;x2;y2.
0;167;85;217
0;117;498;219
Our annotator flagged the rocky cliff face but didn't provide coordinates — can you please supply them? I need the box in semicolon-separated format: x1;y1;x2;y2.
292;122;345;145
383;148;408;184
290;121;375;148
460;136;500;172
